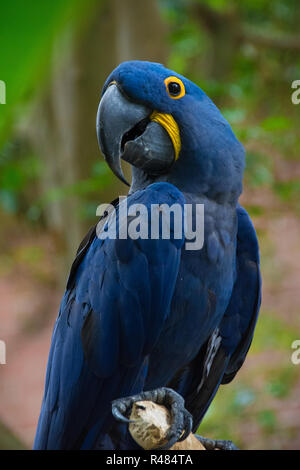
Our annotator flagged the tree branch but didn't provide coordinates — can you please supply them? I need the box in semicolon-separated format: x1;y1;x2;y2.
128;401;205;450
191;2;300;51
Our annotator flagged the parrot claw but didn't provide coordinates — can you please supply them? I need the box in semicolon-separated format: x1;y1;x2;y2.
112;387;192;450
112;397;136;424
195;435;239;450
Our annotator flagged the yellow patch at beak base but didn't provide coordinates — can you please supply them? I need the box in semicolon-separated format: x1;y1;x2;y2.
150;111;181;161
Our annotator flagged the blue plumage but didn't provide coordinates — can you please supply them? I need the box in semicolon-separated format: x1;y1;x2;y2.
34;61;261;449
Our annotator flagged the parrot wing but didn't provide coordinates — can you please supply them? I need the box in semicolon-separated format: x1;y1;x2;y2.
169;205;261;431
34;182;185;449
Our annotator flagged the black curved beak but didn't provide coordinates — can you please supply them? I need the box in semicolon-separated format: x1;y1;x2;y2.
96;84;175;185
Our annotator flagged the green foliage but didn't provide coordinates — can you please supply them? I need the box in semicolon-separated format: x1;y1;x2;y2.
0;420;26;450
36;161;113;221
251;310;297;352
0;0;98;145
0;0;101;221
274;180;300;214
265;367;298;399
198;381;258;446
0;143;41;214
257;409;277;434
245;151;274;188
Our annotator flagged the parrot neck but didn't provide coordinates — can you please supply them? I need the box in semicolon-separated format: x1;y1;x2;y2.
129;164;242;206
129;167;165;194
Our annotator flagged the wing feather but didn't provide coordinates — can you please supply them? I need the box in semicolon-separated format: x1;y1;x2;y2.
34;183;185;449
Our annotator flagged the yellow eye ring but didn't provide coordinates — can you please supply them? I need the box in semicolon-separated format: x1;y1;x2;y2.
164;76;185;99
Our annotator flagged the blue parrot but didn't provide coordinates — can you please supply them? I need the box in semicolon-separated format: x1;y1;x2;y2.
34;61;261;450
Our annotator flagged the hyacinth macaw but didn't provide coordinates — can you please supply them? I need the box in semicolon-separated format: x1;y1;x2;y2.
34;61;261;450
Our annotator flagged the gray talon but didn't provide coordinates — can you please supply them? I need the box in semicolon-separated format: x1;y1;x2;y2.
112;398;135;424
215;439;239;450
195;435;239;450
177;412;193;442
111;387;192;449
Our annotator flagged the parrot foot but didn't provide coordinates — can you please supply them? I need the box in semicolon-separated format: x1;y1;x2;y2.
112;387;193;449
195;434;239;450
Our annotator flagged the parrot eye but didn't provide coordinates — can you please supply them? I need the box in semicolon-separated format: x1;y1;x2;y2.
168;82;181;96
165;76;185;100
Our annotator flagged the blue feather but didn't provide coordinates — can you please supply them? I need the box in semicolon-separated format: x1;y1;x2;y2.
35;61;260;449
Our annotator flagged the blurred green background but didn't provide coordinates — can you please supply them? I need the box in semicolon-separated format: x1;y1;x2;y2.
0;0;300;450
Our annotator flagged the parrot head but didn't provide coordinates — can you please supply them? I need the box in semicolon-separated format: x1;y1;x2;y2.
97;61;245;202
